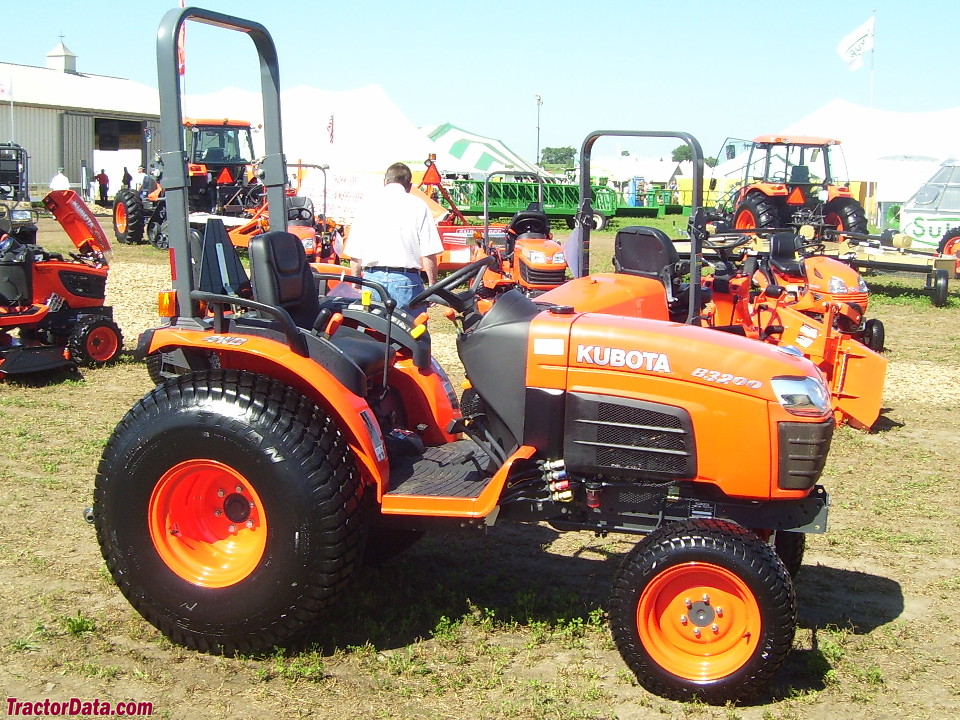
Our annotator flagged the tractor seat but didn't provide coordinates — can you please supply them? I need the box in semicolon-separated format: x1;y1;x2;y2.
768;232;804;277
508;202;550;238
249;231;394;380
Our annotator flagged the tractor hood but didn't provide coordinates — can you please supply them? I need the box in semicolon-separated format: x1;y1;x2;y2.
557;311;829;408
42;191;112;261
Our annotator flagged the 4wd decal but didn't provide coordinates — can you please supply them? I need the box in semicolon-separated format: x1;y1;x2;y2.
576;345;671;373
203;335;248;346
691;367;762;389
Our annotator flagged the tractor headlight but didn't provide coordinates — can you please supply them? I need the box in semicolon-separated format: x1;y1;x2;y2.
526;250;547;264
771;376;831;417
11;210;32;222
828;276;848;294
551;251;566;264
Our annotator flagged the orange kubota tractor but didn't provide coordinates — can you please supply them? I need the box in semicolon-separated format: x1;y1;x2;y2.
92;11;835;705
0;191;122;376
715;135;868;235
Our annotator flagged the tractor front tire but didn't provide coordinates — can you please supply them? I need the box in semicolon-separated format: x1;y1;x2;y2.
823;198;868;235
112;188;145;244
734;194;780;231
93;370;365;655
68;317;123;367
861;318;885;353
773;531;806;578
609;518;796;704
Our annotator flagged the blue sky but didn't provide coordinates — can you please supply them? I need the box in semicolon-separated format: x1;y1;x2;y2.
4;1;957;163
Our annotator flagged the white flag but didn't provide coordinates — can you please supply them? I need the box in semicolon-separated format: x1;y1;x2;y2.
837;16;875;71
0;74;11;100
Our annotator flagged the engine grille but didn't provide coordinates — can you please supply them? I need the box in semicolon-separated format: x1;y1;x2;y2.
564;393;696;480
778;419;833;489
519;263;566;287
59;270;106;300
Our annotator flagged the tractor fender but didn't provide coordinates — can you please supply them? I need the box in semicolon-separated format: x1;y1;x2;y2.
138;326;390;489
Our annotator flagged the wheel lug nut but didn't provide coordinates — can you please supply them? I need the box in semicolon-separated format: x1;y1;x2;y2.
228;524;236;533
693;628;701;637
716;606;723;617
711;624;719;634
235;485;243;493
702;593;710;604
679;615;688;625
684;598;692;608
213;509;222;517
245;520;254;529
218;489;225;497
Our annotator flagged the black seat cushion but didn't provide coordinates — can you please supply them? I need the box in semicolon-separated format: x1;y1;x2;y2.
768;232;804;277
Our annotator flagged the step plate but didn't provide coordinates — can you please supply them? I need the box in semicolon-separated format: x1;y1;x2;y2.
386;439;490;498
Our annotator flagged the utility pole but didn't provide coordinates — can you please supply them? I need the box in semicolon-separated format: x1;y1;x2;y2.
535;94;542;168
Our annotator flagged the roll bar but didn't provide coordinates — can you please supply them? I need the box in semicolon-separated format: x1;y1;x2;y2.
156;6;288;322
575;131;704;324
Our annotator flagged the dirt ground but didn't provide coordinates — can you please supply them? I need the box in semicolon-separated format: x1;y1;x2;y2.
0;217;958;719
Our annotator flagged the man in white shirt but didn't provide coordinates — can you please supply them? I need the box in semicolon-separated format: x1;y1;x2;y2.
132;166;148;192
347;162;443;311
49;168;70;191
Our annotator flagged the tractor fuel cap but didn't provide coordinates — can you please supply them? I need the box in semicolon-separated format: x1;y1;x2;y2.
548;305;574;314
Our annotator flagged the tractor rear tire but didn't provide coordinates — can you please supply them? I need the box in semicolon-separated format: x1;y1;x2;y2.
823;198;868;235
113;188;145;244
609;518;796;704
68;317;123;367
93;370;365;655
734;194;780;231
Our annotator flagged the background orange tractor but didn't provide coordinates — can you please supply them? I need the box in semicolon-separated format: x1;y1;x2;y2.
714;135;868;235
112;118;262;249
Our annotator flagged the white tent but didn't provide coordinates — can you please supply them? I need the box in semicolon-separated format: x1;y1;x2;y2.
423;123;539;175
781;98;960;202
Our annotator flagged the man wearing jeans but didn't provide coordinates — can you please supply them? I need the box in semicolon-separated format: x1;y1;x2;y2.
346;162;442;311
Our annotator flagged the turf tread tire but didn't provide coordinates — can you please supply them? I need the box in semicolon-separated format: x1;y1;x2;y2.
68;317;123;367
609;518;796;704
94;370;365;655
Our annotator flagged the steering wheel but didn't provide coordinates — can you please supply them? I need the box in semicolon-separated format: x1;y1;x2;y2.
0;184;13;198
703;233;753;251
407;256;497;312
289;206;312;222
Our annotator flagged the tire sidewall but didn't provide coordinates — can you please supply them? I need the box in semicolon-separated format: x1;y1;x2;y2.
96;378;360;643
610;521;794;701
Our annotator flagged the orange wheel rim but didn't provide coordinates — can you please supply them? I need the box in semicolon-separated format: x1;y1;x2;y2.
115;205;128;233
86;326;119;362
943;237;960;274
148;460;268;588
637;562;761;682
734;211;755;230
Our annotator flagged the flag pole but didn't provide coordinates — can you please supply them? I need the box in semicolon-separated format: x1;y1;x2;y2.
869;8;876;108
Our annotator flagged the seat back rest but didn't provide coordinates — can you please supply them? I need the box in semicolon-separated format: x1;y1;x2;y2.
768;232;804;277
789;165;810;184
196;218;252;298
614;225;680;278
508;201;550;239
249;230;320;328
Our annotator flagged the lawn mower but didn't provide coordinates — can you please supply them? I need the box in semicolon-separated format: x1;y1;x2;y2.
93;10;834;705
0;191;122;377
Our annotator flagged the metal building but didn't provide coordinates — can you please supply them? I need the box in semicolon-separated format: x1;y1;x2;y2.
0;42;159;200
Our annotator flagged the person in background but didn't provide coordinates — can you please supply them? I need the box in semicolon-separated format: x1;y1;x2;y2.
121;167;133;188
49;167;70;191
346;161;442;311
132;166;147;191
94;169;109;204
